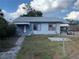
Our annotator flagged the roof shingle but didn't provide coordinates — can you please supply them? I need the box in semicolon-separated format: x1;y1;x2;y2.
13;17;68;23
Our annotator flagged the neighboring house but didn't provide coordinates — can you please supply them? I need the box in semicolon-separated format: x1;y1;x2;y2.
13;17;69;35
68;21;79;31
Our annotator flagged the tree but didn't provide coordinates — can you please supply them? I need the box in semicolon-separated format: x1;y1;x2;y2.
36;11;43;17
66;19;79;25
20;3;43;17
0;17;8;37
0;17;16;38
21;10;43;17
6;24;16;37
0;9;4;17
0;9;16;39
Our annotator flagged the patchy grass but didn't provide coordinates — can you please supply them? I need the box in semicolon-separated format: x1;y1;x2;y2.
64;36;79;59
17;35;64;59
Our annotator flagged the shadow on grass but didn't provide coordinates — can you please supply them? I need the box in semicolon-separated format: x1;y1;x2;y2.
0;36;19;52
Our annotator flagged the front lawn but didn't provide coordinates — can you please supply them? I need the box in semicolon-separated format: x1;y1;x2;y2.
17;35;64;59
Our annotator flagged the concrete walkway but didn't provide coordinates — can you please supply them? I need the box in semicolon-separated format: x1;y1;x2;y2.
0;36;25;59
48;37;71;41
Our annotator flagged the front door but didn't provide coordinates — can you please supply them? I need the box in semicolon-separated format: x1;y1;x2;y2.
17;24;31;35
24;25;30;35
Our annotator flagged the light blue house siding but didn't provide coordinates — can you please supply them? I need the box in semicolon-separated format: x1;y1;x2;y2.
13;17;68;35
31;23;60;34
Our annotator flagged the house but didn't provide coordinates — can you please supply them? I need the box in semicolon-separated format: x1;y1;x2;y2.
67;22;79;35
13;17;69;35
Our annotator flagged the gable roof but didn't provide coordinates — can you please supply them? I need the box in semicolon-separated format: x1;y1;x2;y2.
13;17;68;24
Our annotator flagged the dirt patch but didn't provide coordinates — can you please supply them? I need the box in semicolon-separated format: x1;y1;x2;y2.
65;37;79;59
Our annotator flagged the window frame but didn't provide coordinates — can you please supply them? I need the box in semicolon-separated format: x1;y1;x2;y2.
48;23;56;31
33;23;41;31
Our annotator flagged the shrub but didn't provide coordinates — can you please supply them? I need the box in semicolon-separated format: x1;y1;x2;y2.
0;17;8;38
6;24;16;37
0;17;16;39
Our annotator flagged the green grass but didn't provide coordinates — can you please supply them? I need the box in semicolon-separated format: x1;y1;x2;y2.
17;35;63;59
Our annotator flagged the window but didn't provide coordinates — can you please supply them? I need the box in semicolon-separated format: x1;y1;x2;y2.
33;23;41;31
48;24;56;31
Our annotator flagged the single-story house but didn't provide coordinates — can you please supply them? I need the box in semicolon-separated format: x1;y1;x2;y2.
13;17;69;35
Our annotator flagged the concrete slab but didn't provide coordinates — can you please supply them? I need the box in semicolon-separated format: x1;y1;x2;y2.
48;37;71;42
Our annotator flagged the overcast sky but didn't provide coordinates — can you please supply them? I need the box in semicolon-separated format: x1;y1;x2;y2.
0;0;79;22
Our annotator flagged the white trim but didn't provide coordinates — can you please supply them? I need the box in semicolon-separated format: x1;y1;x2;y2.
60;24;69;26
14;23;30;24
24;25;26;33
